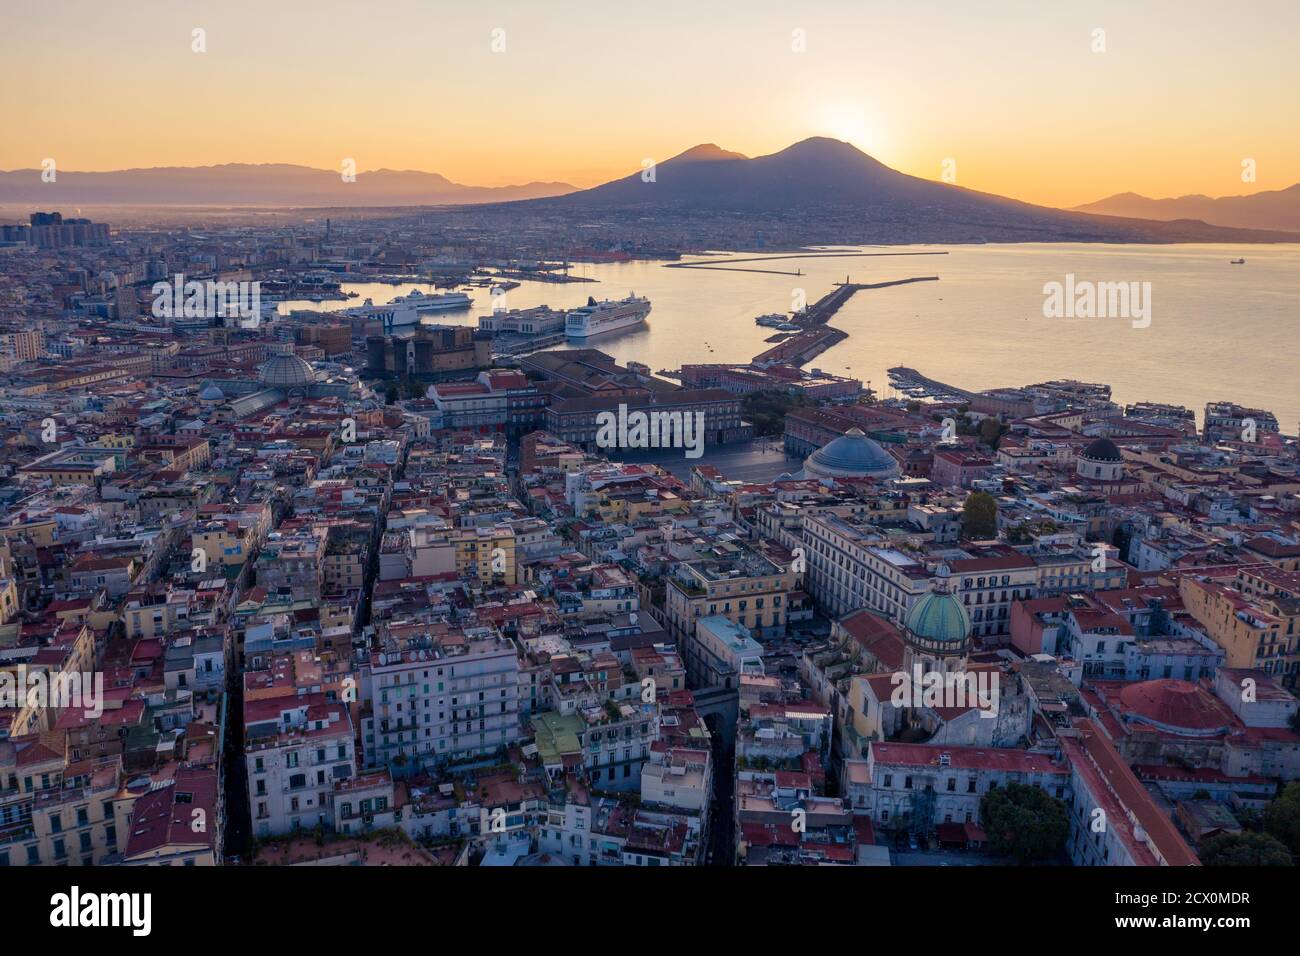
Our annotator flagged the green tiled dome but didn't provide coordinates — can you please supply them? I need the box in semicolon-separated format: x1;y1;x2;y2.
904;591;971;644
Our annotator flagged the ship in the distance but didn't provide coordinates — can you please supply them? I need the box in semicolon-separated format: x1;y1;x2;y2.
564;294;651;339
390;288;474;312
343;291;472;332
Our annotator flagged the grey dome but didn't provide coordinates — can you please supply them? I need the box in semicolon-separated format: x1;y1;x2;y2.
198;384;225;401
1081;437;1123;462
803;428;900;480
260;352;316;389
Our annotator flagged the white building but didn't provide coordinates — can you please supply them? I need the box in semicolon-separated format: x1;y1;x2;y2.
848;741;1069;831
246;694;357;837
360;629;522;772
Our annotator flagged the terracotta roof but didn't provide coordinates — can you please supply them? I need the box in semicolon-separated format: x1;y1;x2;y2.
1117;679;1234;733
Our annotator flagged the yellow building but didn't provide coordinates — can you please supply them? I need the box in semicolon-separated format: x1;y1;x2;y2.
192;519;254;568
0;745;141;867
94;433;135;450
1180;572;1299;685
17;448;117;486
0;577;17;624
452;525;517;586
665;545;794;644
594;487;689;524
0;520;57;548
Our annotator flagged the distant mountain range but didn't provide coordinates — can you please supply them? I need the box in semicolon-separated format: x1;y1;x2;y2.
1074;184;1300;232
3;143;1296;244
516;138;1299;243
0;163;576;206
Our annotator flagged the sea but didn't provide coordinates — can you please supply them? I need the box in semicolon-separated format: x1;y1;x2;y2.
279;242;1300;431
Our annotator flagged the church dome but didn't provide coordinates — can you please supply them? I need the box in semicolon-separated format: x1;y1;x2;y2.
803;428;900;480
904;590;971;646
1077;436;1125;481
260;352;316;389
1117;679;1231;736
1081;437;1123;462
198;384;225;402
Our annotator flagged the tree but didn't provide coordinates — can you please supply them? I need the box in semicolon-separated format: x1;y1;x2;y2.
1111;524;1132;562
979;783;1069;863
978;417;1004;450
741;388;808;438
1264;782;1300;857
962;491;998;539
1199;832;1292;866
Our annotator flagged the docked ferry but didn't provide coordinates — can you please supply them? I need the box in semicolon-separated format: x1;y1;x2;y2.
564;294;651;339
390;289;474;312
344;291;472;331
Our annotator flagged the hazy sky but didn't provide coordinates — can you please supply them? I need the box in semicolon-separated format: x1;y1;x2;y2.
2;0;1295;207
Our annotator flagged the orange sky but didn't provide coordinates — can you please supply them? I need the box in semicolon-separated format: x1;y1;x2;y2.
2;0;1296;207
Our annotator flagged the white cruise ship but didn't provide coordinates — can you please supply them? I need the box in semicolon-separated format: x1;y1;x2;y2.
390;289;474;312
344;291;472;332
564;294;651;339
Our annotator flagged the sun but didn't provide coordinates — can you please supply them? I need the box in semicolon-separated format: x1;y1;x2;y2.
819;104;876;150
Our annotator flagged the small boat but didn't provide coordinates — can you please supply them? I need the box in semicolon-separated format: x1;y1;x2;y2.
1230;258;1245;265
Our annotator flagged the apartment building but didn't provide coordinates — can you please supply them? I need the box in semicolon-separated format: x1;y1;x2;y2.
246;694;357;837
664;544;794;674
0;328;44;371
191;519;254;568
0;753;137;867
121;767;222;866
802;511;933;622
1179;571;1299;685
950;550;1039;643
450;524;517;586
359;629;522;773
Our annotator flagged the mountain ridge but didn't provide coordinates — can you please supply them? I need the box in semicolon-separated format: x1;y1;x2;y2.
1074;183;1300;232
0;162;577;207
512;137;1298;243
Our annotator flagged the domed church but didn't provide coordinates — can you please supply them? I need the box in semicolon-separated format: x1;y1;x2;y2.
901;566;972;674
1077;437;1125;482
801;428;901;481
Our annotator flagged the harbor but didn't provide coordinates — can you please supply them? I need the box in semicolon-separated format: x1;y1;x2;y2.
794;275;940;327
887;365;976;403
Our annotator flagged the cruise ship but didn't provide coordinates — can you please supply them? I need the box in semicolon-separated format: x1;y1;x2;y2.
344;291;472;332
564;294;651;339
390;289;474;312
